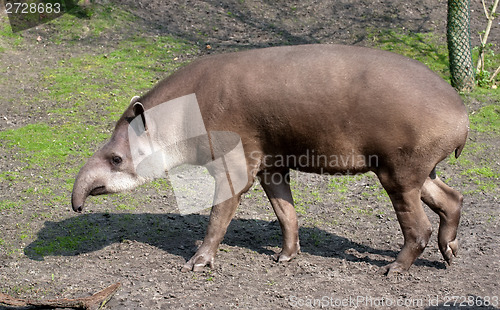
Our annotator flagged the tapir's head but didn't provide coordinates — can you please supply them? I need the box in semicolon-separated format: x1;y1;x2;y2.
71;96;149;212
72;93;213;212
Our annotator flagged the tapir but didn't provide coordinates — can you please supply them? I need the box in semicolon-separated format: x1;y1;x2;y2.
71;44;469;275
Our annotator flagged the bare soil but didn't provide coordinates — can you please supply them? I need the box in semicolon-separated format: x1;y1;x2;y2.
1;0;499;309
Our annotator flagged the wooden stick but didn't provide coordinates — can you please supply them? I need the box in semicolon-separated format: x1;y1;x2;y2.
476;0;499;72
490;65;500;82
0;282;121;310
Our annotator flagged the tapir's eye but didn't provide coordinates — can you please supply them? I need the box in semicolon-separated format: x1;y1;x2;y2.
111;155;123;166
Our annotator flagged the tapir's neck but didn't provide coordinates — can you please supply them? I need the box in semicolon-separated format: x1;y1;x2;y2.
128;94;211;179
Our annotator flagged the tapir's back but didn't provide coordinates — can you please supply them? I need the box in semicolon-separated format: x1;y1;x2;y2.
159;44;464;122
143;44;468;172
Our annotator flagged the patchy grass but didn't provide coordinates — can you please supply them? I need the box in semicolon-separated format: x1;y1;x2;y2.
453;91;499;194
289;176;322;215
327;176;353;194
0;171;20;183
26;217;102;257
448;135;499;194
115;204;137;212
0;200;19;212
42;4;137;44
463;166;500;179
469;104;500;134
0;17;24;46
44;35;197;121
1;21;197;174
368;28;449;79
0;123;107;169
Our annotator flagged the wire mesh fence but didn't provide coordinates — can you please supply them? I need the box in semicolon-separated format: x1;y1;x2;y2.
447;0;475;91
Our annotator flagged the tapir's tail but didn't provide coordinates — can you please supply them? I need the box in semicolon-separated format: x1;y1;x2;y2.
454;112;469;159
455;143;465;159
429;167;437;179
429;142;466;181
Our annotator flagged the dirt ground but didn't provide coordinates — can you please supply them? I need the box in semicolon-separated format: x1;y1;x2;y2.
1;0;499;309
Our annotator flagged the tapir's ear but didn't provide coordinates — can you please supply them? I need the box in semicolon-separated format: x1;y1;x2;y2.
132;101;147;131
132;101;144;116
130;95;141;105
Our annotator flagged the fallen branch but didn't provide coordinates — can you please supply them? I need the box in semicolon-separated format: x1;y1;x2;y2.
0;282;121;310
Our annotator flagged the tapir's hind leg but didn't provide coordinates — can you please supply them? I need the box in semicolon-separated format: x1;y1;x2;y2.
377;170;432;276
258;169;300;262
421;174;463;265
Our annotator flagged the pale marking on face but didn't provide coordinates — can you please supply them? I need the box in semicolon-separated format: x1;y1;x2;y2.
106;171;147;193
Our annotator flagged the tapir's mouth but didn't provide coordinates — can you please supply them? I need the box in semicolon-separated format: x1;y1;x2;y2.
89;186;107;196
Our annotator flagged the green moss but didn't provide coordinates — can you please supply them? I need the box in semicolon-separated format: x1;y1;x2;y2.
0;123;107;168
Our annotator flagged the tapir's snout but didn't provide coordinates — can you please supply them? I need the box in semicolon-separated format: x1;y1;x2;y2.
71;154;109;213
72;203;83;213
71;137;146;214
71;173;110;213
71;180;92;213
71;191;85;213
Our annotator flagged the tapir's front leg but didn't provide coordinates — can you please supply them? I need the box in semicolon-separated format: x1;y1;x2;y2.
181;193;240;272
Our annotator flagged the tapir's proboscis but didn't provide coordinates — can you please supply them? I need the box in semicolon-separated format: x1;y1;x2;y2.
72;44;468;276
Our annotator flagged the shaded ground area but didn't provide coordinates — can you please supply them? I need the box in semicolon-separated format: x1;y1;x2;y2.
0;0;499;309
118;0;498;50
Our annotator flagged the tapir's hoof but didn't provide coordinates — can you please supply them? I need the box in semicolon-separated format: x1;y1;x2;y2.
272;248;300;262
382;262;408;277
441;239;459;265
181;254;214;272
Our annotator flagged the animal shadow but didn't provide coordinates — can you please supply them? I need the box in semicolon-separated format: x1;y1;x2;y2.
24;212;444;270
